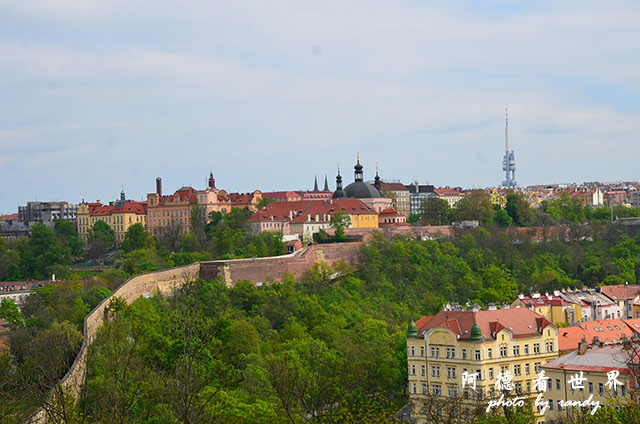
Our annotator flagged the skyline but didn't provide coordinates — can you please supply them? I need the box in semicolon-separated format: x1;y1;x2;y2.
2;1;640;212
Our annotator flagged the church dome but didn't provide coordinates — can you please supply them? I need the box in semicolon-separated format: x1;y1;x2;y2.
343;181;382;198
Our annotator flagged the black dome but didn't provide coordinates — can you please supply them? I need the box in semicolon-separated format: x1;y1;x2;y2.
343;181;383;198
333;189;347;199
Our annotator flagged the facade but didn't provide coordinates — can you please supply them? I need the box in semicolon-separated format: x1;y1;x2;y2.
378;208;408;226
512;292;582;326
18;201;78;224
147;175;231;237
77;192;147;244
599;284;640;320
568;188;604;207
434;188;464;208
0;281;50;311
541;341;634;424
629;191;640;208
229;190;263;211
407;308;559;424
605;190;628;206
407;182;436;215
380;183;410;217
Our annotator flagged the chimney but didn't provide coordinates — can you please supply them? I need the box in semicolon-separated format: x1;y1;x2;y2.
501;303;510;309
553;290;560;297
315;214;319;222
578;337;588;355
518;293;524;300
488;303;497;310
289;210;293;220
156;177;162;196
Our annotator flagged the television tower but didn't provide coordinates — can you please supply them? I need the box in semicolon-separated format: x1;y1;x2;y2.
501;108;517;188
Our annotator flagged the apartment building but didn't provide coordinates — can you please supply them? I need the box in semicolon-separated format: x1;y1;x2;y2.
407;308;559;424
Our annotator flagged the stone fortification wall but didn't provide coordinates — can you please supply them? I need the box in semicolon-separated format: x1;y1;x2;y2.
26;264;200;424
199;242;362;285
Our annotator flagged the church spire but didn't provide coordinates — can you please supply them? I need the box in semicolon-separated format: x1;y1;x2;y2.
354;153;364;182
208;171;216;189
374;162;381;191
323;175;329;191
313;175;319;192
333;164;346;199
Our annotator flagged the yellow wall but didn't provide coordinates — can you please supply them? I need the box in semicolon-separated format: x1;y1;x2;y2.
350;213;378;229
76;204;146;245
407;326;559;424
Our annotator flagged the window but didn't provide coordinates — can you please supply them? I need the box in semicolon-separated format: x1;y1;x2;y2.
476;369;481;380
462;349;467;360
514;364;521;376
422;383;427;394
490;387;495;398
433;385;441;396
557;400;563;411
448;386;457;398
548;399;553;411
475;350;481;361
555;379;561;390
420;346;425;357
421;365;426;376
525;363;530;375
513;345;520;356
489;368;494;380
533;343;540;354
411;365;416;375
413;383;417;394
622;386;626;397
431;366;440;377
431;347;440;358
500;345;507;357
450;348;455;359
410;346;415;356
515;382;522;394
588;382;594;393
546;340;554;352
477;389;483;401
488;348;493;359
526;382;531;393
447;367;456;378
534;362;541;373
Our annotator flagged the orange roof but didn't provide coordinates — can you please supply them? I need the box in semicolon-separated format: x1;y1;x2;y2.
434;188;462;197
251;199;376;224
418;308;552;341
90;200;147;217
559;319;634;352
600;284;640;301
380;183;408;191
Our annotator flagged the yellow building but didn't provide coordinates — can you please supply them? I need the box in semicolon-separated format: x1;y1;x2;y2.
77;191;147;245
512;293;582;327
540;340;633;424
407;308;559;424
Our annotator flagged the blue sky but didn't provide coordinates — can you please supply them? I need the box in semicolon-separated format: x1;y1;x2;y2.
1;1;640;213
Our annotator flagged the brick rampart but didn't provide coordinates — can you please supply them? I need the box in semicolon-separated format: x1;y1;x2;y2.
199;242;362;285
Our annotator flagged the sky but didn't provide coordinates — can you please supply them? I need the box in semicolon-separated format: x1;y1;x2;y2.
1;1;640;213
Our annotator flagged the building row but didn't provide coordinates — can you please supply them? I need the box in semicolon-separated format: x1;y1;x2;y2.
406;304;640;424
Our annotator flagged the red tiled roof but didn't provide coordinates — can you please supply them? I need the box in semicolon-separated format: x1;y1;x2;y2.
600;284;640;301
418;308;552;341
434;188;462;196
0;213;19;220
251;199;376;224
517;295;576;307
90;201;147;216
380;183;408;191
262;191;302;199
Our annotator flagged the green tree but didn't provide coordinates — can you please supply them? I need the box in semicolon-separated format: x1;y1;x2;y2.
257;197;275;210
53;219;84;256
453;190;495;226
21;223;71;280
505;193;535;226
0;298;24;328
420;197;451;225
120;223;148;253
494;209;512;227
87;220;115;259
190;201;207;243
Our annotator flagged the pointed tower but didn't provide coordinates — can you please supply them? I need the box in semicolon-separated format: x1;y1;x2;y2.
374;162;381;191
313;175;319;192
208;171;216;190
323;175;329;192
333;165;347;199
